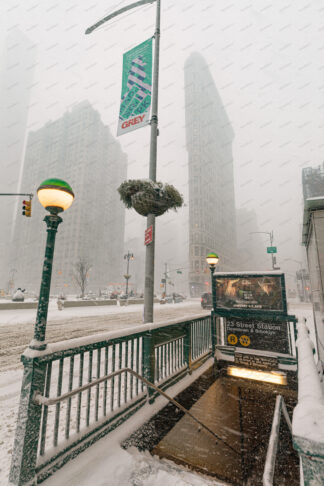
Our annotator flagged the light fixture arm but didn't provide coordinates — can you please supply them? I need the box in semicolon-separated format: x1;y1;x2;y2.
85;0;156;35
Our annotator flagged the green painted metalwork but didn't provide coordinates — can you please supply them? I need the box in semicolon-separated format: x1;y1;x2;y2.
76;353;84;433
86;350;93;427
103;346;109;416
143;332;154;402
9;357;47;486
65;356;74;439
184;322;192;373
54;357;64;447
37;178;74;196
40;361;52;456
31;214;62;350
9;315;212;485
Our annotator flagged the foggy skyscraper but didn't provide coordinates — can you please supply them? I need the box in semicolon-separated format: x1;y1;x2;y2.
10;101;127;293
184;52;236;296
0;29;36;288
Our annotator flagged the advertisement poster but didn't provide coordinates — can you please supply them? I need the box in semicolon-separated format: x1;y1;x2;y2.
215;275;285;312
225;317;290;355
117;38;152;136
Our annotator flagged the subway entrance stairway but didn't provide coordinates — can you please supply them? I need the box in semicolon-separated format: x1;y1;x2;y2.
123;365;299;485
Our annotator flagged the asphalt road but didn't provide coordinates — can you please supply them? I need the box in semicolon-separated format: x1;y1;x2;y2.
0;301;207;372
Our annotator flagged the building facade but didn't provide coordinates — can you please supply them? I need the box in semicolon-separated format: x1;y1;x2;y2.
0;30;36;289
302;163;324;363
10;101;127;295
184;53;237;296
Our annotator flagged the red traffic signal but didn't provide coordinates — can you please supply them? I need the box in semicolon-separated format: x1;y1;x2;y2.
22;199;32;217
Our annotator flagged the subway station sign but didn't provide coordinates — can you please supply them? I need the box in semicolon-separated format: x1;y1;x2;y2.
225;317;290;355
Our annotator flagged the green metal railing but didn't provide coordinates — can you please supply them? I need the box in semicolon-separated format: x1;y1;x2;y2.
9;315;212;486
263;394;293;486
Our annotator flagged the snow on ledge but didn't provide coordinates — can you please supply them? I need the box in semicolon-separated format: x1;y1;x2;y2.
213;270;283;276
292;320;324;443
23;312;210;358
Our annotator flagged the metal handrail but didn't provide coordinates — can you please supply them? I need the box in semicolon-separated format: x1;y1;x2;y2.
33;367;240;455
262;394;293;486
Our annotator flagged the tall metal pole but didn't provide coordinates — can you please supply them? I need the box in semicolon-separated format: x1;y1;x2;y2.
85;0;160;323
144;0;160;323
126;257;130;297
30;213;62;350
270;230;275;270
164;262;168;297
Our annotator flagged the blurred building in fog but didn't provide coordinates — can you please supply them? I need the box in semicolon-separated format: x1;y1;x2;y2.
302;162;324;363
0;29;36;290
184;52;237;297
236;208;267;271
10;101;127;294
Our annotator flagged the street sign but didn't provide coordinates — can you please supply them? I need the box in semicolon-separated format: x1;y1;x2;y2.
144;225;153;245
267;246;277;253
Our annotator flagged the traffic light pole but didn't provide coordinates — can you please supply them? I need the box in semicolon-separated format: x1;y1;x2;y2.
0;193;33;197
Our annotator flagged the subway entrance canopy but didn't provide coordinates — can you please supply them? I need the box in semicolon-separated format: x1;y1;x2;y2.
211;271;297;385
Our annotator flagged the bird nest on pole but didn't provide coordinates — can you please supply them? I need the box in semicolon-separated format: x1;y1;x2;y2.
118;179;184;217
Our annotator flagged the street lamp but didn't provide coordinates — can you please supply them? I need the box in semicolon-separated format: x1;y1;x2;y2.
30;178;74;350
206;252;219;310
124;251;134;298
206;252;219;357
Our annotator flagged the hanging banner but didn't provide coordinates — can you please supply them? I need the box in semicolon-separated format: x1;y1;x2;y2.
117;38;152;136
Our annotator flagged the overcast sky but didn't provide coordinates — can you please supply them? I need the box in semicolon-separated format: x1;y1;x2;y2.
2;0;324;280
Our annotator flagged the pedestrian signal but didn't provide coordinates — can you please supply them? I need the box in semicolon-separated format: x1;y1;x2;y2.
22;199;32;217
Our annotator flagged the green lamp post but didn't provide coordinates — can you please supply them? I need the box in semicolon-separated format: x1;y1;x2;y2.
30;178;74;350
206;252;219;357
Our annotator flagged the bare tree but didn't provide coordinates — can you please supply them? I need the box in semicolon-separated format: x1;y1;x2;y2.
73;258;92;298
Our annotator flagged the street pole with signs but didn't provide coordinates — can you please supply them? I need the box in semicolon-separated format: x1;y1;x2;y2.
86;0;160;323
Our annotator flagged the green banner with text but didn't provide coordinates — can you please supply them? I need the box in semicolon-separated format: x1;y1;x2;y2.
117;38;152;136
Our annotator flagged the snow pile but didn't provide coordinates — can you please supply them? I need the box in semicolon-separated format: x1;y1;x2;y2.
44;445;224;486
0;369;23;484
292;320;324;443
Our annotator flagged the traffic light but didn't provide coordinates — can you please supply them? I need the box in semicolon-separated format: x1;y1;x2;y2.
22;199;32;217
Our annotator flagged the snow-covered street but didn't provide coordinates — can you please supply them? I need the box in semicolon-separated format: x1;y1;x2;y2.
0;302;314;485
0;299;207;371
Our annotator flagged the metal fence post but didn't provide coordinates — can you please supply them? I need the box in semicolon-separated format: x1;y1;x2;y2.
184;321;192;374
9;355;47;486
143;331;155;403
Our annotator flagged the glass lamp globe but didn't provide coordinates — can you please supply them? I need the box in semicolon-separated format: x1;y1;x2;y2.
37;178;74;213
206;252;219;267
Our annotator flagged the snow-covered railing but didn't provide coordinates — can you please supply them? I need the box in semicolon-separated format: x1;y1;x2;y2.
292;319;324;486
263;395;292;486
9;314;212;486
